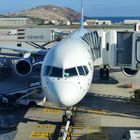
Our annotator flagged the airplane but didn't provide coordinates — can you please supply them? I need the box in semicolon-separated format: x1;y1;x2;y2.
43;31;99;123
0;10;100;125
0;0;138;125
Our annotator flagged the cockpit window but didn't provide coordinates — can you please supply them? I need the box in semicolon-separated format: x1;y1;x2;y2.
44;66;51;76
83;66;89;75
64;67;78;77
49;66;63;78
77;66;85;76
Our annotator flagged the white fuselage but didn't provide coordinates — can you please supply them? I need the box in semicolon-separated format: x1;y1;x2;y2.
41;29;94;107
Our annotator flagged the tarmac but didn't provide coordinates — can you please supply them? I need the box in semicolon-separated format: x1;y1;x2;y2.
0;28;140;140
0;68;140;140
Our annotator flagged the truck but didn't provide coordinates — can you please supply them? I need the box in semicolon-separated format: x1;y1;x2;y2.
7;29;17;35
123;130;140;140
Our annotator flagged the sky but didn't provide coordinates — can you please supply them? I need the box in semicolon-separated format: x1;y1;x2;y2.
0;0;140;17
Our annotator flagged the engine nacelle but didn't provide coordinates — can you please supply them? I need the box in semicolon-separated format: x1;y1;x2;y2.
122;68;139;77
15;59;32;77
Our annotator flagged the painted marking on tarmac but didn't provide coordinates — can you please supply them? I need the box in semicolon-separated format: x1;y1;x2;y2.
87;109;108;114
86;133;109;139
43;108;63;113
86;126;101;130
61;125;83;129
29;131;52;138
34;125;55;129
78;108;109;115
71;133;82;137
66;126;82;138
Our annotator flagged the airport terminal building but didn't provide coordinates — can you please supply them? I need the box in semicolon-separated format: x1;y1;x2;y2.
0;18;32;27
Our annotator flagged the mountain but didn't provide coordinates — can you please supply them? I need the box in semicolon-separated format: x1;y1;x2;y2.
7;5;81;22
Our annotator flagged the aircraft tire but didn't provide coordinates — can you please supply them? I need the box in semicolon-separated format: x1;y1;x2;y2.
62;115;67;125
100;68;103;78
105;68;109;80
70;115;75;126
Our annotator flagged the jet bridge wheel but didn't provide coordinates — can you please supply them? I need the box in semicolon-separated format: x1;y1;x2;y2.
100;65;109;80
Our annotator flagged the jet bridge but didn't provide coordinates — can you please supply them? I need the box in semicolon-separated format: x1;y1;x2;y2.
17;28;54;49
17;28;66;49
100;30;140;77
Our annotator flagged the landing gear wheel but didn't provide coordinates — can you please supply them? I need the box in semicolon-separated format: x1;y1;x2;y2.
100;68;103;78
70;115;75;126
106;68;109;80
62;115;67;125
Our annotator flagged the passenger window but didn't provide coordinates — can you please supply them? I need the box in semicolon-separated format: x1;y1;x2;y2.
83;66;89;75
49;67;63;78
77;66;85;76
44;66;51;76
64;67;78;77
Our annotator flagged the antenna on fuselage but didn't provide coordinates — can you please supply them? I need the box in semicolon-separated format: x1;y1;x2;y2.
80;0;84;29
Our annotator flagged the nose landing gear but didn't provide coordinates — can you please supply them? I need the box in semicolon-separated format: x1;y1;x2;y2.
62;108;76;126
61;107;76;140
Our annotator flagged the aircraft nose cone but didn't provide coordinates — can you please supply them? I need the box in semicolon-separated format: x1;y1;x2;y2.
54;82;78;107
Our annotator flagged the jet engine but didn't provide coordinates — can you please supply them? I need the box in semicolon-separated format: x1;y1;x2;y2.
15;59;32;77
122;68;139;77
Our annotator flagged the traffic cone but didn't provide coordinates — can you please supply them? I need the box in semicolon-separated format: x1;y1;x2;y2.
128;82;135;88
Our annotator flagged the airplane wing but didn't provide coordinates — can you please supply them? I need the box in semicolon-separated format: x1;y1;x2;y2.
0;45;49;55
0;44;50;77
